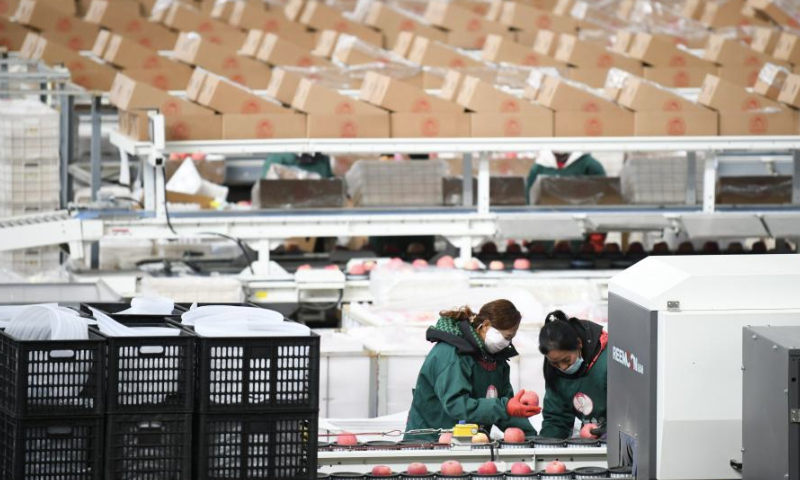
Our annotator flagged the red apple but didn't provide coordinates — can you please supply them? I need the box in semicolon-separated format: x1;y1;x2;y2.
463;259;481;271
168;152;181;161
371;465;393;476
471;433;489;444
296;264;312;271
363;261;376;272
335;432;358;446
190;152;206;161
178;153;190;160
545;461;567;474
580;423;598;439
406;463;428;475
436;255;455;268
389;257;404;268
440;460;464;476
510;462;533;474
489;260;505;271
324;264;340;271
348;263;366;275
477;461;498;474
412;259;428;268
520;391;540;407
438;432;452;444
513;258;531;270
503;427;526;443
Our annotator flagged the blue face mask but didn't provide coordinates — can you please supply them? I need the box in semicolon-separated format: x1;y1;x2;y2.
561;354;583;375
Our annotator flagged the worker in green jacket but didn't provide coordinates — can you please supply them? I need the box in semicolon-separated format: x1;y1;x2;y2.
526;150;606;203
405;300;540;442
538;310;608;439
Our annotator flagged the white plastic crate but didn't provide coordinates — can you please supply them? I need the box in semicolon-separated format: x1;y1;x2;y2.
0;100;59;161
0;246;61;276
620;152;704;205
345;159;447;207
0;201;60;218
0;161;60;203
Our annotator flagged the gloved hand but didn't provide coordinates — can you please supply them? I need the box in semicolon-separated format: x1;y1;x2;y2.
506;390;543;418
589;421;607;439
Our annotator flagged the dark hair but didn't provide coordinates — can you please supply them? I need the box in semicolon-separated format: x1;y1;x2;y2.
440;299;521;331
539;310;584;392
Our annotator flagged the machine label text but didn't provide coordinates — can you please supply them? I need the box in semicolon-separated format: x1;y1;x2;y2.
612;345;645;375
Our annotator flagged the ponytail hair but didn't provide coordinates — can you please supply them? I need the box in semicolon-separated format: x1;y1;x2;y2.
539;310;585;392
440;300;521;331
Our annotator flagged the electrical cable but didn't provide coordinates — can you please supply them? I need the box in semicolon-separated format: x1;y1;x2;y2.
160;167;255;274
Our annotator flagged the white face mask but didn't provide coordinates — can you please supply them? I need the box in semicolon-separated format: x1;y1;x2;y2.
484;326;511;354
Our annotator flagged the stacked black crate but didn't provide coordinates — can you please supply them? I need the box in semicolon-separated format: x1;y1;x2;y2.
84;303;197;480
0;324;106;480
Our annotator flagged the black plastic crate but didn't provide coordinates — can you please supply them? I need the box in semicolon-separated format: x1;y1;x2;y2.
192;333;320;413
106;413;193;480
0;329;105;417
89;317;197;413
196;412;318;480
0;412;103;480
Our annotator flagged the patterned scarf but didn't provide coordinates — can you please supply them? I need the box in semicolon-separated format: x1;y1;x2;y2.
431;316;486;351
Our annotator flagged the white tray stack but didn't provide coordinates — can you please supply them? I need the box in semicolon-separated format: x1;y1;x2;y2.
620;152;705;205
0;100;62;276
345;159;448;207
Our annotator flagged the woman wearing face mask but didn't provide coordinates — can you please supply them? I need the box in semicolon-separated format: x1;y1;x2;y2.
404;300;540;442
538;310;608;439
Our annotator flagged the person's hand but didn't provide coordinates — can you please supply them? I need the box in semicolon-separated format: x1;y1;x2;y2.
589;421;606;439
506;390;543;418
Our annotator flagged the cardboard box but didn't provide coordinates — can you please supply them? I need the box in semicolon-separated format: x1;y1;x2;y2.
456;75;540;113
533;29;558;56
91;28;110;56
552;0;576;15
306;114;390;137
531;177;624;205
173;33;273;88
222;113;306;139
209;0;236;21
554;34;642;74
103;33;186;72
361;71;463;113
618;76;708;112
198;74;289;114
365;1;447;46
499;3;577;33
164;114;221;140
118;109;149;141
14;0;92;33
699;0;747;27
240;30;264;57
266;67;303;105
754;64;790;100
698;74;782;111
333;37;392;65
35;28;99;52
750;26;781;55
610;30;634;54
718;65;762;87
83;0;142;30
644;66;717;88
185;68;206;101
628;32;710;68
298;1;383;46
0;0;20;17
293;78;382;115
229;2;314;47
774;32;800;65
682;0;705;19
23;33;116;90
283;0;305;22
255;33;331;67
124;66;193;91
407;36;483;68
633;110;718;136
443;176;527;205
778;73;800;108
165;156;225;183
390;112;470;137
469;110;553;136
566;67;610;88
536;75;618;112
438;69;464;102
251;178;345;209
704;34;771;68
514;29;539;47
0;16;30;51
162;1;237;35
311;29;338;58
747;0;800;28
719;110;798;135
391;31;415;57
424;0;506;34
198;29;246;49
113;21;177;51
444;30;510;50
110;73;214;115
553;110;633;136
481;34;564;66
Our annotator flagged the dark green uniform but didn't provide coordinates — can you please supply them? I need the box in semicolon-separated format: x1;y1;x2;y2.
540;326;608;439
526;153;606;203
405;317;537;442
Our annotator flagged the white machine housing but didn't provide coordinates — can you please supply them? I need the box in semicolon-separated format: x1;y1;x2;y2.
607;255;800;480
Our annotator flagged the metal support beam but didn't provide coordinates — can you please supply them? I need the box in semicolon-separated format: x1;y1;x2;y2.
477;152;490;214
686;150;697;205
462;153;473;207
793;149;800;205
702;152;717;213
90;95;102;202
59;91;75;209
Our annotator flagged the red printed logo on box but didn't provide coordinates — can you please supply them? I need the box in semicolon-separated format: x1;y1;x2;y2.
334;20;349;32
335;101;355;115
421;117;440;136
152;75;169;90
68;36;83;51
400;19;416;31
467;18;482;31
669;55;686;67
256;119;275;138
297;56;313;67
162;100;182;115
263;19;280;32
449;58;466;68
231;74;246;85
68;61;86;72
139;38;154;49
0;1;8;15
667;117;686;135
581;101;599;113
663;99;682;112
242;99;261;114
412;98;432;113
198;21;214;32
501;99;520;113
126;19;142;33
473;36;486;49
170;121;190;140
744;55;761;66
504;118;521;136
536;15;552;29
747;70;759;86
523;53;540;66
596;54;613;68
209;36;223;45
748;114;768;134
340;120;358;137
56;17;73;32
673;71;690;87
742;97;762;110
223;56;239;70
143;56;160;69
584;117;603;136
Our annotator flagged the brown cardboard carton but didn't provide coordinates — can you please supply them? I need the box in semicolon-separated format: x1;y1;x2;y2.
444;29;510;50
294;78;383;114
240;30;264;57
36;28;99;52
754;64;790;100
457;75;540;113
333;37;392;65
718;65;762;87
391;31;416;57
499;3;577;33
407;36;483;67
774;32;800;65
682;0;705;19
536;75;618;112
698;74;782;111
554;34;642;73
14;0;90;32
251;178;345;209
747;0;800;28
255;33;331;67
554;109;634;136
164;114;222;140
84;0;141;30
0;0;20;17
628;33;710;68
610;30;634;54
552;0;576;15
307;114;390;137
438;69;464;102
173;33;272;88
469;109;553;136
361;71;463;113
424;0;506;34
103;33;187;72
644;65;717;88
778;73;800;108
109;73;214;115
298;1;383;46
618;76;707;112
209;0;236;21
699;0;747;27
199;29;246;49
566;67;611;88
118;109;149;141
198;74;289;114
284;0;305;22
222;113;306;139
533;29;558;56
390;112;470;137
229;3;314;48
514;29;539;47
719;109;798;135
750;26;781;55
703;34;772;68
124;66;193;91
25;34;116;90
0;16;30;51
113;21;177;51
312;30;339;58
364;1;446;45
91;28;110;56
266;67;303;105
633;110;718;136
185;68;207;101
162;1;237;35
481;34;564;66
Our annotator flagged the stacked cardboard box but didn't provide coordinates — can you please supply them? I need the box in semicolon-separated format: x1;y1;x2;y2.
424;0;509;49
173;32;272;89
293;77;390;137
15;0;99;50
20;32;116;90
83;0;177;50
255;32;332;67
297;0;383;46
364;1;446;46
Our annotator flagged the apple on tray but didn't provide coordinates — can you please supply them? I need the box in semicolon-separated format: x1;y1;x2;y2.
502;427;527;444
472;461;503;478
439;460;465;477
580;423;599;439
437;432;453;445
471;432;490;444
540;460;570;477
335;432;358;447
405;462;429;476
509;462;533;475
369;465;395;477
